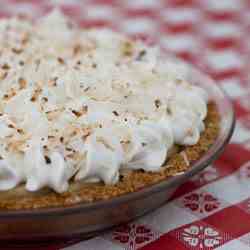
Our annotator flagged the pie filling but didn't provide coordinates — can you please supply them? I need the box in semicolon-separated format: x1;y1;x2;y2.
0;10;209;193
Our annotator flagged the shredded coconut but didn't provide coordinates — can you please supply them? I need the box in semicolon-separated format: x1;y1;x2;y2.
0;10;208;192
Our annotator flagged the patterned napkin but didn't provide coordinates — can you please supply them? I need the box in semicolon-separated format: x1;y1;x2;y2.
1;0;250;249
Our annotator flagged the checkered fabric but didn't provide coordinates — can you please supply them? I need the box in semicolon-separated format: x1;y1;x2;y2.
1;0;250;249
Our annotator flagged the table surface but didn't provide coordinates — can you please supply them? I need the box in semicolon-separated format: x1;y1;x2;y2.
1;0;250;249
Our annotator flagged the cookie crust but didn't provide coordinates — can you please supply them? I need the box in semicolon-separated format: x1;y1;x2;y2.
0;103;219;210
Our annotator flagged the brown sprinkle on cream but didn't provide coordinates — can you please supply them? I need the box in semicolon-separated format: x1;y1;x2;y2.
48;77;58;87
72;110;82;117
57;57;65;65
30;87;42;102
175;79;183;85
3;88;16;100
154;99;161;109
21;33;29;45
30;96;36;102
0;71;8;80
11;48;23;54
122;41;134;57
120;140;130;144
84;87;90;92
166;107;172;115
2;64;10;70
112;110;119;116
42;97;48;102
136;50;146;61
96;137;114;151
66;147;73;152
44;155;51;164
73;44;82;56
18;77;27;89
17;128;24;134
82;128;91;140
46;110;62;121
83;105;88;113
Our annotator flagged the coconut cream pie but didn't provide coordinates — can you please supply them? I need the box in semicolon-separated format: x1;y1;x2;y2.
0;10;219;209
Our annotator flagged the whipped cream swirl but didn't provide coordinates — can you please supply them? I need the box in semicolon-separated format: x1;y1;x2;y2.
0;10;208;193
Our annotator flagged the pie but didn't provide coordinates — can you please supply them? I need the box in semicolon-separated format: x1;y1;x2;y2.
0;10;219;210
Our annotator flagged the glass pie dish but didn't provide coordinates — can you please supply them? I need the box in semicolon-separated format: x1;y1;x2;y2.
0;56;235;245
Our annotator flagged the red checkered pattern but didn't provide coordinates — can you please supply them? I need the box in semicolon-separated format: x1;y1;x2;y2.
1;0;250;249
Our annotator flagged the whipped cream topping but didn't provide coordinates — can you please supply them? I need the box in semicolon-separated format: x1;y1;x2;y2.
0;10;208;193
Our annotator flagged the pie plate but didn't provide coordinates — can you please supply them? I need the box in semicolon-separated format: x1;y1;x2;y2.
0;57;235;244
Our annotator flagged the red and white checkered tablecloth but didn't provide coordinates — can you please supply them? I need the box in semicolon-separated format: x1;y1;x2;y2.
1;0;250;249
